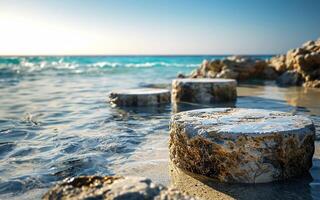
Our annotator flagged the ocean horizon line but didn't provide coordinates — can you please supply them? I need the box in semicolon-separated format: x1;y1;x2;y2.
0;54;277;57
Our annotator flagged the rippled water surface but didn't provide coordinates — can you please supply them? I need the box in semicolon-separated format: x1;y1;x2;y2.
0;56;319;199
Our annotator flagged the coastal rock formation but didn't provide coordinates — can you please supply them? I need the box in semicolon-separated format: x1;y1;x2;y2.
108;88;171;107
186;38;320;88
169;108;315;183
303;80;320;88
270;39;320;87
171;78;237;104
189;56;277;80
43;176;195;200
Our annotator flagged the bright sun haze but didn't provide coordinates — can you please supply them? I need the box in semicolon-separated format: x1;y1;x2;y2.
0;0;319;55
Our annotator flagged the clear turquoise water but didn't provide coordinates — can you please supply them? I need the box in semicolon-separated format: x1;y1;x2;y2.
0;56;319;199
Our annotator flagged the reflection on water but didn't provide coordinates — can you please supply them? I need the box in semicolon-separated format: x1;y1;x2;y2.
0;66;319;200
170;160;320;200
169;162;234;200
171;101;236;114
112;104;171;116
238;83;320;115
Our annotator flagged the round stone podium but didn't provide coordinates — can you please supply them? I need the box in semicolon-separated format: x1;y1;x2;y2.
169;108;315;183
108;88;171;106
171;78;237;104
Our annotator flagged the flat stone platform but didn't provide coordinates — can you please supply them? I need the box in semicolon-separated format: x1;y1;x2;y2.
171;78;237;104
108;88;171;106
169;108;315;183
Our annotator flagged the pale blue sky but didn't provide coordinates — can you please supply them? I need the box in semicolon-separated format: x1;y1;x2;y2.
0;0;319;55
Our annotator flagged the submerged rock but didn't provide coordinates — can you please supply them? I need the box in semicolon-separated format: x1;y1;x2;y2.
171;78;237;104
169;108;315;183
108;88;171;107
43;176;195;200
276;70;303;86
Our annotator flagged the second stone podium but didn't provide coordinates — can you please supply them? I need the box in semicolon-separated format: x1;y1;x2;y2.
171;78;237;104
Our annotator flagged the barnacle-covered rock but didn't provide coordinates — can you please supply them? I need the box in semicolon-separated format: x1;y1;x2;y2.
169;108;315;183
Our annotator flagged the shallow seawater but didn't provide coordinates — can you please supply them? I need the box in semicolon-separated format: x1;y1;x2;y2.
0;56;319;200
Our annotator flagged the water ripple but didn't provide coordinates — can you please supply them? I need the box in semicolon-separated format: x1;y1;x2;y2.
0;56;319;199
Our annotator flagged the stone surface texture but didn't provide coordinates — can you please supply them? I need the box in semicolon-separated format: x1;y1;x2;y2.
169;108;315;183
171;79;237;104
43;176;195;200
186;38;320;88
108;88;170;106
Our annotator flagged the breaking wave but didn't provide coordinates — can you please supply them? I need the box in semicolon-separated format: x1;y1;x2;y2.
0;56;199;76
90;61;198;68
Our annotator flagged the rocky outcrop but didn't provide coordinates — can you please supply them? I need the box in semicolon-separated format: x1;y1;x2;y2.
189;56;277;80
169;108;315;183
171;78;237;104
43;176;195;200
269;39;320;88
303;80;320;88
187;38;320;88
